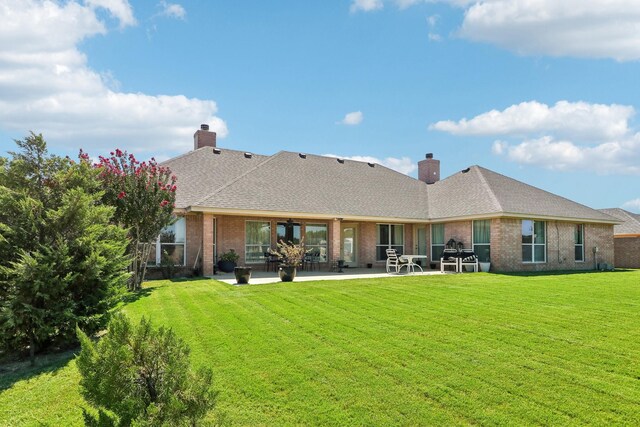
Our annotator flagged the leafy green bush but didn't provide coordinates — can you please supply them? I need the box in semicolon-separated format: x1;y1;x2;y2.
0;134;129;364
76;313;217;426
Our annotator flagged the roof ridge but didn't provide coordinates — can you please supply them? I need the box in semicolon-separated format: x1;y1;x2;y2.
160;146;210;165
602;208;640;224
302;152;424;182
192;150;284;206
474;166;503;212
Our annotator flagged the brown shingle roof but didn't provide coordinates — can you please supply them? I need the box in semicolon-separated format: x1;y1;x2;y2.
163;147;616;224
196;151;430;220
598;208;640;235
427;166;617;222
162;147;269;208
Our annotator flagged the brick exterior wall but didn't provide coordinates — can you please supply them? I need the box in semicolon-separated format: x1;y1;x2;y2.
181;214;615;275
444;220;472;248
613;236;640;268
491;219;614;272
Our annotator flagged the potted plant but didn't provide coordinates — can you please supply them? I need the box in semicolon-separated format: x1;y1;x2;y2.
479;258;491;273
270;239;306;282
234;266;252;284
217;249;239;273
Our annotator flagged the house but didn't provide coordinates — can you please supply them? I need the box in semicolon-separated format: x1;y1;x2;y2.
598;208;640;268
154;125;617;275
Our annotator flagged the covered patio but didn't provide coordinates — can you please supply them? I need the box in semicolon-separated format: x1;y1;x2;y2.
213;266;447;285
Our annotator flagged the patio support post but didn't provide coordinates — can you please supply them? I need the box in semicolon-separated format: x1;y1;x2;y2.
330;218;341;263
202;214;215;276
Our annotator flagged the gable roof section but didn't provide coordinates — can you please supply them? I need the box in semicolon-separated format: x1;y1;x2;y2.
194;151;431;220
162;147;269;209
598;208;640;235
163;147;616;224
428;166;618;223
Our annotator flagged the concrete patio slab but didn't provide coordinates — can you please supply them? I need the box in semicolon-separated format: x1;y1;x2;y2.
212;267;447;285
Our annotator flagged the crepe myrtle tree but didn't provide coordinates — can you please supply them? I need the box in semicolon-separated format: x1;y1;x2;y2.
95;149;177;291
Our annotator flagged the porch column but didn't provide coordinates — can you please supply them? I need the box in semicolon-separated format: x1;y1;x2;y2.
202;214;215;276
330;219;341;261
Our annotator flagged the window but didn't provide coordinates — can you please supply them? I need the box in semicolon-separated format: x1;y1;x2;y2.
575;224;584;262
305;224;328;262
431;223;444;262
147;217;186;266
376;224;404;261
522;220;546;263
473;220;491;262
246;221;271;264
276;221;301;244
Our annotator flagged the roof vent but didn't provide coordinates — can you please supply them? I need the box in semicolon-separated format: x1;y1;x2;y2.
299;153;307;159
426;153;433;159
337;158;345;164
367;162;375;167
244;152;253;159
461;167;470;173
213;148;221;154
201;124;210;131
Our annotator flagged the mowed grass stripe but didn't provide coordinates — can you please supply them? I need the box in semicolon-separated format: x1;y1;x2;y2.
3;271;640;426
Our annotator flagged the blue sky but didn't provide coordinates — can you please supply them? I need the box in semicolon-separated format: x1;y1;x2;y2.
1;0;639;212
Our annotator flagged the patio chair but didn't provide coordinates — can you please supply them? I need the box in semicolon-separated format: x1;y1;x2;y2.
440;248;459;273
459;249;478;272
304;249;320;271
386;249;409;273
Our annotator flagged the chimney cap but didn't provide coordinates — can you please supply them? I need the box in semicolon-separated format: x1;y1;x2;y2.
200;124;210;131
426;153;433;159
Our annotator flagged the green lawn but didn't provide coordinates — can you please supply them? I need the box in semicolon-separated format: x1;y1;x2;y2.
2;271;640;425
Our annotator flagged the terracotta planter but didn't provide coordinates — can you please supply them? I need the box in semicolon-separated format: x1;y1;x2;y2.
234;267;252;284
279;266;297;282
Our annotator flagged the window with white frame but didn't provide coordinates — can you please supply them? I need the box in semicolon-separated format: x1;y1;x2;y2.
305;223;328;262
575;224;584;262
522;220;546;263
473;220;491;262
376;224;404;261
146;217;186;266
246;221;271;264
431;223;445;262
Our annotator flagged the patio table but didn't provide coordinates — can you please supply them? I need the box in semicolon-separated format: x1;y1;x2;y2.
399;254;427;273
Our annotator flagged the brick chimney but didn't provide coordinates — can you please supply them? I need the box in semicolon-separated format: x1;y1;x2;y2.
193;124;216;150
418;153;440;184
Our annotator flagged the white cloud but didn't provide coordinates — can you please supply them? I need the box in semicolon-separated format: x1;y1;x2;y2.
359;1;640;61
458;0;640;61
434;100;640;174
85;0;136;28
491;134;640;174
622;199;640;213
323;154;417;175
430;101;634;141
350;0;384;13
158;1;186;20
0;0;226;156
337;111;364;126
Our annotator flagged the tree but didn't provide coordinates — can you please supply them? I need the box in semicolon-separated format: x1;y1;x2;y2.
76;314;217;426
95;150;176;291
0;134;129;364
